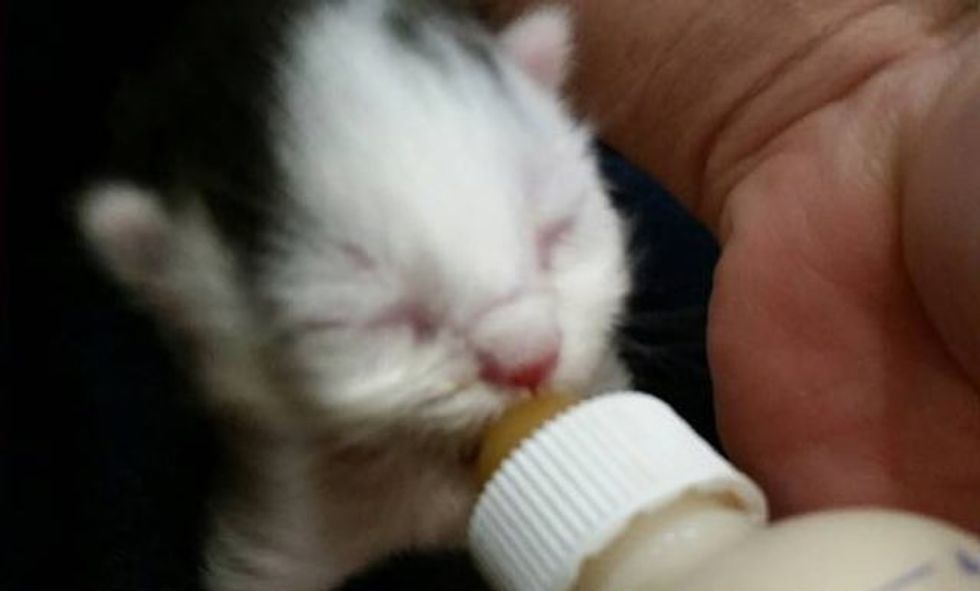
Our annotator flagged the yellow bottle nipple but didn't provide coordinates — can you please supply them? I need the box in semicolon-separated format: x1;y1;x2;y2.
474;390;578;488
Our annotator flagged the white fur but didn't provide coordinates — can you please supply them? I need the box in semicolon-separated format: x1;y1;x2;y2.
81;2;630;589
267;1;626;432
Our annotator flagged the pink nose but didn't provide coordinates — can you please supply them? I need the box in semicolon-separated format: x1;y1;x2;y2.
468;291;561;390
479;348;559;390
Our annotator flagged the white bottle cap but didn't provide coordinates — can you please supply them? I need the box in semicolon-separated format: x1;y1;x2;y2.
468;391;768;591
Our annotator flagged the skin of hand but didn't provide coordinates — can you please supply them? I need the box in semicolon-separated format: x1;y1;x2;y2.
482;0;980;532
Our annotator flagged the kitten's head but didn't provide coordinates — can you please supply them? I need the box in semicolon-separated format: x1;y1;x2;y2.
79;4;629;452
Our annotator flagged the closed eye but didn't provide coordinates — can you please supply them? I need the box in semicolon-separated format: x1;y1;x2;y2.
536;215;576;268
286;300;435;342
277;316;348;344
368;300;436;337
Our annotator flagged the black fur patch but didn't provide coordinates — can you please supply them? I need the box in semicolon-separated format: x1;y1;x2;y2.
106;0;310;267
102;0;498;279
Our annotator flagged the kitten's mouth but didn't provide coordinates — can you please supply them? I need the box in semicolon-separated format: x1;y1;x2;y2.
434;406;507;470
449;388;544;469
335;382;538;469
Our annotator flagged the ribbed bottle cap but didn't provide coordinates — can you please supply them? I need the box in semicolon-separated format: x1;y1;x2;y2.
468;391;767;591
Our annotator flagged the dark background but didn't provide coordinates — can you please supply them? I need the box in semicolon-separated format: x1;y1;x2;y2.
3;1;720;589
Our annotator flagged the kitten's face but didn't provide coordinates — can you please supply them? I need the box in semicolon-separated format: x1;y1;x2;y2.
80;5;629;450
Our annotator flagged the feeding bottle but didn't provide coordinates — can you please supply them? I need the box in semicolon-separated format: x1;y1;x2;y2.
469;391;980;591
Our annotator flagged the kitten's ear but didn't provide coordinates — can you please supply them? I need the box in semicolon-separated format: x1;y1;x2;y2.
77;181;175;297
499;5;572;92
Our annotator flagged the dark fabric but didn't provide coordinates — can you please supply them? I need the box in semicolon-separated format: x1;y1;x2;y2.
4;2;719;589
600;147;721;451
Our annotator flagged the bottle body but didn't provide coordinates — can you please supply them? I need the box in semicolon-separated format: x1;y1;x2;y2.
573;494;758;591
469;392;980;591
576;496;980;591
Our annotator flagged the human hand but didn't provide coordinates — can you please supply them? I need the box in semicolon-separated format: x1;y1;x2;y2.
486;0;980;531
704;21;980;531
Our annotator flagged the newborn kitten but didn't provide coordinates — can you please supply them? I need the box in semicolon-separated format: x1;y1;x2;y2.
78;1;630;589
